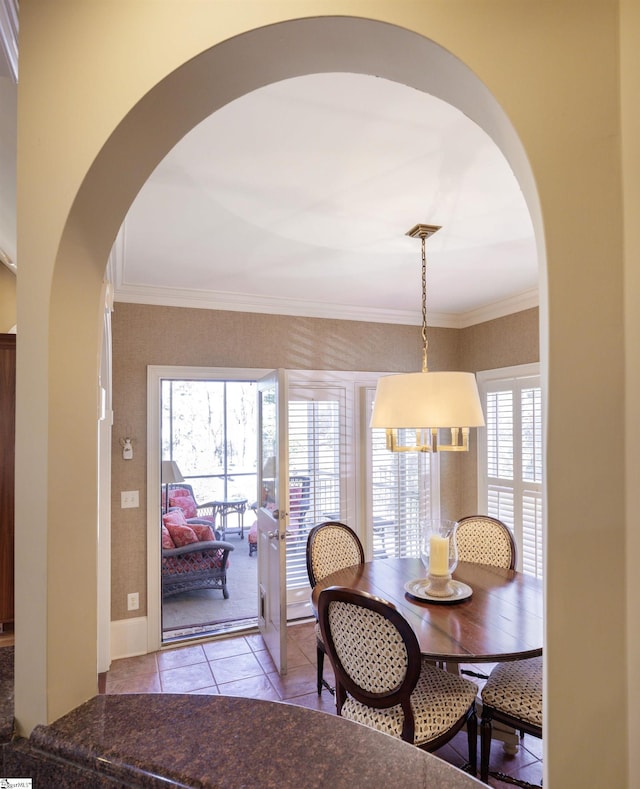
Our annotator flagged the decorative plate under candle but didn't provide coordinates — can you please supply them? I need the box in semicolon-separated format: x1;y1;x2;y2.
404;578;473;604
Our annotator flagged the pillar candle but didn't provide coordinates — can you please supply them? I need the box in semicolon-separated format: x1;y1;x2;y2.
429;534;450;576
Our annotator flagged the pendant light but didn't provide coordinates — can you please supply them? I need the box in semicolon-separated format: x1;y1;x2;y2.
370;224;485;452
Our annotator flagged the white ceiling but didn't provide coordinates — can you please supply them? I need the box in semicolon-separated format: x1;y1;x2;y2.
113;72;538;329
0;62;537;329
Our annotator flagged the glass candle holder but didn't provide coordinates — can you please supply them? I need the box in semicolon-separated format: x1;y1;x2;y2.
420;519;459;597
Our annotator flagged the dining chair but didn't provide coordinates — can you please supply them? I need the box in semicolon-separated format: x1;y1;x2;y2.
455;515;517;681
479;655;543;783
455;515;517;570
318;585;478;772
306;521;365;695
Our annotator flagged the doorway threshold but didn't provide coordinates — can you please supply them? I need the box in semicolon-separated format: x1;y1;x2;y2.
162;616;259;646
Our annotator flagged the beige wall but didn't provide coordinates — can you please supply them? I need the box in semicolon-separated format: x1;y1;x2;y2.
0;265;16;332
111;301;538;620
14;4;635;786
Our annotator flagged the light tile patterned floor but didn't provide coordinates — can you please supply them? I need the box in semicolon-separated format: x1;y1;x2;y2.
103;620;543;788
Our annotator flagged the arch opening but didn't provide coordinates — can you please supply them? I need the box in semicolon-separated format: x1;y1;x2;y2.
42;13;545;730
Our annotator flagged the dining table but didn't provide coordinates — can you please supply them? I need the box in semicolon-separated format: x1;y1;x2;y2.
311;557;543;754
311;557;543;666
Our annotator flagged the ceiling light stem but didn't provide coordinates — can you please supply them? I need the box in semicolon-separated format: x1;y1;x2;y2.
420;231;429;374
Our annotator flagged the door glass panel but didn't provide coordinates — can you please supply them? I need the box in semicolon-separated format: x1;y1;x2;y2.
161;379;257;504
160;377;258;643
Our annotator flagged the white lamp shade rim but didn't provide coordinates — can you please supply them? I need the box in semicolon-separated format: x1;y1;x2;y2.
161;460;184;484
370;371;485;429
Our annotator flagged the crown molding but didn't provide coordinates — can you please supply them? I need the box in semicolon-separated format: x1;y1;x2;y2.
113;281;538;328
454;288;539;328
114;282;423;326
111;207;538;327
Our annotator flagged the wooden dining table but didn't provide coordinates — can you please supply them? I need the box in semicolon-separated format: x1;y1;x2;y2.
311;557;543;665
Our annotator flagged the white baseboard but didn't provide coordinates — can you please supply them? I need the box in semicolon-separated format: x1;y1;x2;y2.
110;616;149;660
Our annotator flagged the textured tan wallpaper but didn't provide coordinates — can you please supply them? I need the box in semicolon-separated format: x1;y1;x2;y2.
110;302;538;620
460;308;540;373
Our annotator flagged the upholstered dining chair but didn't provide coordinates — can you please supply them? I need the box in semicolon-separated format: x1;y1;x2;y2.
480;656;543;783
318;586;478;772
455;515;517;681
306;521;364;695
455;515;517;570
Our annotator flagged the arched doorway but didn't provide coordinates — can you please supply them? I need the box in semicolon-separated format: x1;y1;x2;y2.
20;10;544;737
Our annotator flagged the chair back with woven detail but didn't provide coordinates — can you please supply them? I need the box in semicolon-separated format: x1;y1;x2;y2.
306;521;364;588
318;585;477;768
306;521;365;695
318;587;420;735
455;515;517;570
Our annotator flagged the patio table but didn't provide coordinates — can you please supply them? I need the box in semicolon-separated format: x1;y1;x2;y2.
212;498;248;539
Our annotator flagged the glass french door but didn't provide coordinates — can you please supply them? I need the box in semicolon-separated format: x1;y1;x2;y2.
158;372;261;644
257;369;288;674
148;366;439;655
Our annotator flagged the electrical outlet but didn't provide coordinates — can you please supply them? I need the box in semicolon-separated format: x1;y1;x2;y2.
127;592;139;611
121;490;139;508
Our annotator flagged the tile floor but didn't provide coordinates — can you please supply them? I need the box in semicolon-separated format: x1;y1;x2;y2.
103;620;543;788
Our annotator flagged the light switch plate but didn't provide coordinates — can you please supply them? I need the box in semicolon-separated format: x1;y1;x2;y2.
121;490;139;508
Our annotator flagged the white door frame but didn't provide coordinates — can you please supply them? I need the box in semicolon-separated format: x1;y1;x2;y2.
146;365;269;652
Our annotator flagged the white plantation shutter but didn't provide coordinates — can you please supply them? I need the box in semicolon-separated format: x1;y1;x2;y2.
479;366;543;579
286;387;345;593
521;387;543;484
522;492;543;577
520;386;543;577
282;373;439;620
366;389;438;559
487;390;514;480
487;487;515;526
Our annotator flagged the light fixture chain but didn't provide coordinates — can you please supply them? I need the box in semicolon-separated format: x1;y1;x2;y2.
421;234;429;373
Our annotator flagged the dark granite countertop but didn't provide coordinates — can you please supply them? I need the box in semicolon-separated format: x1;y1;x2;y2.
21;693;483;788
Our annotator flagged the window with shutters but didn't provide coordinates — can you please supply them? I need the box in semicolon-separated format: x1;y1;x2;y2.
364;388;439;561
285;385;346;605
477;364;543;578
284;375;439;618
